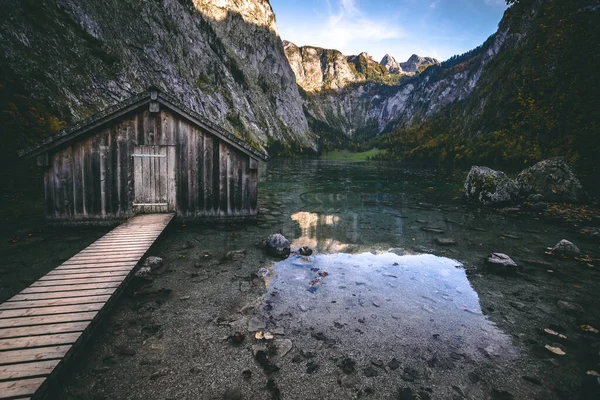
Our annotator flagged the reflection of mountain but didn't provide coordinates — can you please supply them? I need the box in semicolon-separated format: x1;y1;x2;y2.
291;211;349;253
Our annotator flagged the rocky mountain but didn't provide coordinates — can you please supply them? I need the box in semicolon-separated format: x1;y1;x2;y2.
380;54;401;73
283;42;394;92
400;54;440;73
0;0;315;162
283;42;440;93
296;30;507;141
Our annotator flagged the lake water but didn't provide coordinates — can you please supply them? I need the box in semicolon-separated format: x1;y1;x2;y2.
248;158;598;399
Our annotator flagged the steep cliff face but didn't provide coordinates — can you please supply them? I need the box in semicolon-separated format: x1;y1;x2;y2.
284;42;408;92
0;0;314;155
301;28;509;138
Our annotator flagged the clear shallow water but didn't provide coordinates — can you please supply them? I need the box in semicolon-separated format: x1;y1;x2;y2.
267;252;518;365
251;158;598;398
256;158;591;265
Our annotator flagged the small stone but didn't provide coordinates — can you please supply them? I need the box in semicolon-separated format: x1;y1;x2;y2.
242;369;252;380
274;339;293;357
149;368;169;380
339;375;357;388
306;361;319;374
556;300;584;314
422;227;444;234
226;250;246;261
298;305;308;312
550;239;581;258
179;295;190;300
299;246;313;256
436;238;456;245
364;366;379;377
272;327;285;335
248;317;266;332
485;253;518;274
388;358;400;370
251;344;267;357
391;314;401;320
371;359;383;367
339;357;356;374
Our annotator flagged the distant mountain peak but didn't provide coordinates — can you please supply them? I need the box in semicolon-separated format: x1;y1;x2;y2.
400;54;440;73
380;54;401;73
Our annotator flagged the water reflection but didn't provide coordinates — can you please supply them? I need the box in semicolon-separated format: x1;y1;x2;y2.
265;252;518;364
290;211;350;253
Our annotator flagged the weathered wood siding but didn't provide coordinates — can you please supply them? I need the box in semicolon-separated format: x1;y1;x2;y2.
44;106;259;222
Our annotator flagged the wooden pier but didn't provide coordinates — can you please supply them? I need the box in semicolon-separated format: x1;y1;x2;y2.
0;213;174;399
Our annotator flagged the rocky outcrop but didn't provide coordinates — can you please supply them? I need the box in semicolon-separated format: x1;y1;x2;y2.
283;41;361;92
298;26;511;137
380;54;401;73
283;43;394;92
464;166;521;206
0;0;315;152
517;157;586;203
400;54;440;73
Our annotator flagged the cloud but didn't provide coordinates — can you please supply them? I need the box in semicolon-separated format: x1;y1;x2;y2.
340;0;359;15
289;0;403;53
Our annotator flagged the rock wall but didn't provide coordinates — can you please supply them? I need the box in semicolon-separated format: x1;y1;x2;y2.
0;0;314;152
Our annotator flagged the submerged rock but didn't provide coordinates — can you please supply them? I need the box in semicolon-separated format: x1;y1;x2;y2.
464;166;521;206
549;239;581;258
517;157;586;203
266;234;291;258
485;253;518;274
298;246;313;256
135;256;163;279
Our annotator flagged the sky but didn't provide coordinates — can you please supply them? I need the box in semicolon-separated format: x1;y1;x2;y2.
270;0;508;63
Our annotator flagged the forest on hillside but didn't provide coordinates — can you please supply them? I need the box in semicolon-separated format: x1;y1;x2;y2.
376;0;599;172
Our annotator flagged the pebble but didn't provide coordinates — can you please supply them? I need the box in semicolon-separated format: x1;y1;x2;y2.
149;368;169;381
388;358;400;370
274;339;293;357
436;238;456;245
364;366;379;377
248;317;266;332
339;375;357;388
556;300;584;314
225;250;246;261
306;361;319;374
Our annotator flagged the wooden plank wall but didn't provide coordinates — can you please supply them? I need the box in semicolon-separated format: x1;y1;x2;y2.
44;108;258;221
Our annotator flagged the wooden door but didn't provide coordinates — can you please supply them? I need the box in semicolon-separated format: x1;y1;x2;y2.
133;146;176;213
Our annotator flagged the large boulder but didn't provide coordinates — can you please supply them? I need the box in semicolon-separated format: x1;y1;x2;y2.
464;166;521;206
266;234;291;258
517;157;586;203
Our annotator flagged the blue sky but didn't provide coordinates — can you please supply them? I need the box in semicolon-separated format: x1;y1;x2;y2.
270;0;508;62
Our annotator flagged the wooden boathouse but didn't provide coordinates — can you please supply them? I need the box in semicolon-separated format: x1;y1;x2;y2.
18;87;267;223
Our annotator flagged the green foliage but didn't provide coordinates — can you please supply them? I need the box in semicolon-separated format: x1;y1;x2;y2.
380;0;600;172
